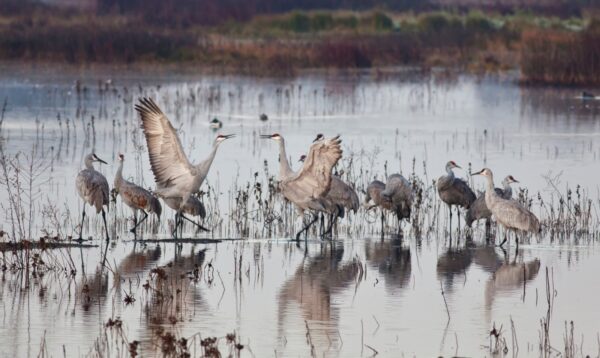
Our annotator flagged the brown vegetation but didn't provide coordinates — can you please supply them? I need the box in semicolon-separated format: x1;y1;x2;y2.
520;23;600;85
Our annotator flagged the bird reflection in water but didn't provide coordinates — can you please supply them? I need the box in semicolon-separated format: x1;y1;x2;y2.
277;242;362;353
364;238;411;292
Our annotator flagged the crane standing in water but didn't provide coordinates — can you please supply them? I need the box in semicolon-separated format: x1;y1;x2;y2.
365;174;414;236
299;153;359;236
76;153;110;242
471;168;540;250
466;175;518;233
114;153;162;234
437;161;476;233
261;133;342;241
135;98;234;238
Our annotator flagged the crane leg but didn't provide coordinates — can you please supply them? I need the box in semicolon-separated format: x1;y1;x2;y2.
485;219;491;243
172;212;182;239
381;211;385;236
101;208;110;242
295;213;319;241
130;210;148;233
448;205;453;234
77;207;86;241
498;231;508;247
319;213;325;236
324;210;338;239
456;206;461;232
181;214;210;232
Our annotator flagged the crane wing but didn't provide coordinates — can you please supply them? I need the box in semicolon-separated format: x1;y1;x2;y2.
284;135;342;199
135;98;194;190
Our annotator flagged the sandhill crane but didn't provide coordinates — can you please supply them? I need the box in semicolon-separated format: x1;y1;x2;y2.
261;133;342;241
298;154;359;236
114;153;162;234
471;168;540;249
163;195;208;237
365;174;414;236
437;161;476;232
135;98;234;238
76;153;110;242
466;175;518;230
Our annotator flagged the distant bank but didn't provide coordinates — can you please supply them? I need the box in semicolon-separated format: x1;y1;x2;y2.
1;10;599;86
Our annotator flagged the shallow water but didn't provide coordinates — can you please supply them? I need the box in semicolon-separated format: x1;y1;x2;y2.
1;66;600;357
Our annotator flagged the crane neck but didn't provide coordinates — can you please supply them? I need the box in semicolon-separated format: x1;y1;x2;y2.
278;138;293;178
502;179;512;198
197;142;221;178
114;160;124;188
485;173;495;193
445;165;455;179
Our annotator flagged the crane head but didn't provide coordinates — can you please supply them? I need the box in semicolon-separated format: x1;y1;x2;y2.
471;168;492;177
448;160;461;169
298;154;306;162
92;153;107;165
215;134;235;143
507;175;519;183
312;133;324;142
260;133;282;141
118;153;124;162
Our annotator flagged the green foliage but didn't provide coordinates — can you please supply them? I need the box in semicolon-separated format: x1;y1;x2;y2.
310;13;334;31
289;12;310;32
371;12;393;31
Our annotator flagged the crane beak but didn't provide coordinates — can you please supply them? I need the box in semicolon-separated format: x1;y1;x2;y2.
470;169;484;176
259;134;272;139
95;157;108;165
222;134;236;140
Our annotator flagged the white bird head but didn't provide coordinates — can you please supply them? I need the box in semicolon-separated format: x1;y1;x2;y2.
471;168;493;177
446;160;461;170
214;134;235;144
90;153;107;164
260;133;282;142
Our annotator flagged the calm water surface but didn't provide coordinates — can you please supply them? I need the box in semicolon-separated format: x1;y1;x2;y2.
0;66;600;357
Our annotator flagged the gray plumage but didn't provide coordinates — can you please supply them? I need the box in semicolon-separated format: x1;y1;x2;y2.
261;133;342;240
437;161;476;209
135;97;233;236
163;196;206;219
381;174;414;221
465;175;516;227
326;176;360;218
473;168;540;243
114;154;162;233
299;153;359;220
365;174;414;235
76;153;110;241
